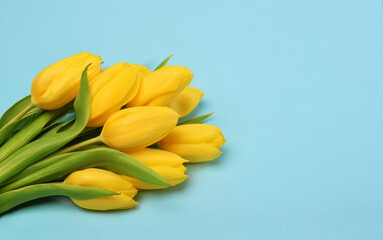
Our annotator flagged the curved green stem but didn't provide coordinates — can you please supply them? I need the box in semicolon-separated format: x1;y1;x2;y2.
52;136;102;156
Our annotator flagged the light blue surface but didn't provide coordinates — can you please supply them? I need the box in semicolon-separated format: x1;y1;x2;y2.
0;0;382;239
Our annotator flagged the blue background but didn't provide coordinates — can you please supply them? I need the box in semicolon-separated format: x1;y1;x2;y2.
0;0;382;239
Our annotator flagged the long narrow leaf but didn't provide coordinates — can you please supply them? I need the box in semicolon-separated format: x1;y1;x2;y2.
0;183;118;215
0;95;31;128
22;107;44;119
178;112;214;125
0;148;171;192
154;55;173;71
0;110;57;164
0;110;43;146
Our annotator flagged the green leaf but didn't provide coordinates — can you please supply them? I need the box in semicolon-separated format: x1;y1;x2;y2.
0;110;43;146
0;153;70;188
2;147;171;191
0;104;71;164
178;112;214;125
0;183;118;215
43;119;75;137
0;66;92;184
11;112;40;132
154;55;173;71
0;95;31;128
0;148;171;192
0;110;57;164
0;99;43;146
22;107;45;119
42;105;73;130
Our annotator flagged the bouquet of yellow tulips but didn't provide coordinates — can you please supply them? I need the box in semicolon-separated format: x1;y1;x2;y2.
0;52;226;213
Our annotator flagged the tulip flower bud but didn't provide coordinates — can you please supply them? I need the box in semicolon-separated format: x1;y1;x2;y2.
123;148;188;189
64;168;138;211
168;87;204;117
101;106;179;151
126;63;151;77
159;124;226;163
31;52;102;110
87;63;141;127
127;66;194;107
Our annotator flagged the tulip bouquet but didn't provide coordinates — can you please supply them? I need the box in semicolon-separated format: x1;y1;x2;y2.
0;52;226;213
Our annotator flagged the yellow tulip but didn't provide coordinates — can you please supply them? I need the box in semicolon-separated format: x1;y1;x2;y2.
87;63;141;127
123;148;188;189
101;106;179;151
126;63;151;76
168;87;204;117
64;168;138;211
159;124;226;163
31;52;102;110
127;66;194;107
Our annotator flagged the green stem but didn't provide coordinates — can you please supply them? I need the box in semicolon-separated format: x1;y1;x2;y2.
2;103;35;129
52;136;102;156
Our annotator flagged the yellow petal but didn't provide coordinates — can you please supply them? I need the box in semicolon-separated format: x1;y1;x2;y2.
71;195;138;211
100;106;179;151
122;166;188;190
64;168;138;211
31;52;102;110
169;87;204;117
160;142;223;163
161;124;224;144
87;63;141;127
125;148;188;167
126;63;151;76
210;132;227;148
64;168;137;196
128;66;193;107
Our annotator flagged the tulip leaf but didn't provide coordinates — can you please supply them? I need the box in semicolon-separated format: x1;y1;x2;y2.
0;104;70;164
0;66;91;184
0;153;70;188
154;55;173;71
22;107;45;119
0;109;64;165
0;183;118;215
0;148;171;192
178;112;214;125
0;110;43;147
43;119;75;137
41;105;74;132
0;96;43;146
0;95;31;128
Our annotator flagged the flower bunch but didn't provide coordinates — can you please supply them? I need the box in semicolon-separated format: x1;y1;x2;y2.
0;52;226;214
